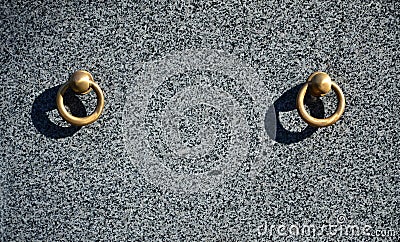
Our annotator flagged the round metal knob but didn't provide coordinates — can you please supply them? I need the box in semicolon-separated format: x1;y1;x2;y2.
56;70;104;126
296;72;345;127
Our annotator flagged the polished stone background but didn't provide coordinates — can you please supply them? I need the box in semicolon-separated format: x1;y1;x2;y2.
1;0;399;240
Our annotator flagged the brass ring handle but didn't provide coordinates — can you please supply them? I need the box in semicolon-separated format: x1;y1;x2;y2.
56;70;104;126
296;72;345;127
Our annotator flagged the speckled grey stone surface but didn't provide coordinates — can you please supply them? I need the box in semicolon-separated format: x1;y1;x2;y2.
1;0;399;241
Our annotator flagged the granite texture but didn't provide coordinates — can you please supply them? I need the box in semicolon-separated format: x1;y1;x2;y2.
1;0;399;241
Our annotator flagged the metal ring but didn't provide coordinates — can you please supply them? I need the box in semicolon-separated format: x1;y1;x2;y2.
56;73;104;126
296;81;345;127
